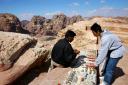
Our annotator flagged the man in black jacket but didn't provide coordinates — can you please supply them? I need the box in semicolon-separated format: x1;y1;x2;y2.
49;30;80;71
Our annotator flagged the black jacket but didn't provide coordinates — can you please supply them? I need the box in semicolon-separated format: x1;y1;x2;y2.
51;38;76;67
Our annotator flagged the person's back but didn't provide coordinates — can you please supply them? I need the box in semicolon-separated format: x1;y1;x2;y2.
51;38;75;67
51;39;66;64
100;30;124;59
50;30;79;69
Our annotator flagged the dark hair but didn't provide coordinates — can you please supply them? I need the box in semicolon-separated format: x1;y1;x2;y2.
65;30;76;38
91;23;102;33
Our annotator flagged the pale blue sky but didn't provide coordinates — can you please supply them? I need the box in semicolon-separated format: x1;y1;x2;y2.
0;0;128;20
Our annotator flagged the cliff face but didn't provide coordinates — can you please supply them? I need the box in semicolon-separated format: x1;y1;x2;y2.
0;31;36;71
0;13;29;34
21;20;29;28
0;31;49;85
0;13;84;36
25;14;84;36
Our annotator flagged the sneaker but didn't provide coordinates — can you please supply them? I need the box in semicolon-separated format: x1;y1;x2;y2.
99;81;108;85
99;76;104;80
99;76;108;85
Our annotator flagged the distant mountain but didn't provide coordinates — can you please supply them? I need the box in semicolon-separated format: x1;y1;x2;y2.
1;13;128;37
25;14;84;36
0;13;29;34
21;20;29;28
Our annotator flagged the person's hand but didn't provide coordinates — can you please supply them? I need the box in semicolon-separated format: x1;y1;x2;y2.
88;58;95;62
87;55;96;59
86;63;96;68
87;55;96;62
74;49;80;54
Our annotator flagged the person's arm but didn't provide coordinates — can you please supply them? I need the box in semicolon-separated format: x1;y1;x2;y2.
63;44;77;65
74;49;80;54
86;37;111;67
94;37;111;66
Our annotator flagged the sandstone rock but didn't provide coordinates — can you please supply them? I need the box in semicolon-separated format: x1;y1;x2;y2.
52;14;67;31
51;14;84;35
25;16;45;36
31;16;46;25
0;31;37;71
0;45;49;85
0;31;49;84
0;13;27;33
40;19;56;36
29;68;71;85
67;15;84;25
114;17;128;24
21;20;29;29
25;14;84;36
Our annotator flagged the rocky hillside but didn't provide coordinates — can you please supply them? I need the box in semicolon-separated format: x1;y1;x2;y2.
0;31;49;85
0;13;84;37
21;20;29;28
0;13;29;34
25;14;84;36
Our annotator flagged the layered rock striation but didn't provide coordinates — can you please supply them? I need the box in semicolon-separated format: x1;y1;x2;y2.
0;31;49;85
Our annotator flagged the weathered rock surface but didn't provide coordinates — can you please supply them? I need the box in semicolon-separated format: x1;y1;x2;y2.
67;15;84;25
25;16;45;35
29;68;71;85
21;20;29;28
25;14;84;36
0;13;29;34
0;31;49;85
0;31;36;71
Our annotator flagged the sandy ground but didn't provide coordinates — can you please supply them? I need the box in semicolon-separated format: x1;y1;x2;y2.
112;47;128;85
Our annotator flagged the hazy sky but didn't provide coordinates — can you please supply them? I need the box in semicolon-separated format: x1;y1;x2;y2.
0;0;128;20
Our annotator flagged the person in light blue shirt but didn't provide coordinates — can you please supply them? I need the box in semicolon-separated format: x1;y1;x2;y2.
87;23;125;85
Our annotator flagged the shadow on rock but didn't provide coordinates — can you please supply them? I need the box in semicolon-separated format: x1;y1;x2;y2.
12;59;51;85
70;55;86;68
112;67;125;83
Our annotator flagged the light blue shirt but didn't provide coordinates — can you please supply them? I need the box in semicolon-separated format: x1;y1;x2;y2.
95;30;125;66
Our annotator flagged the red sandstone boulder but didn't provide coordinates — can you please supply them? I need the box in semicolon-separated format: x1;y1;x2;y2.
0;31;49;84
0;13;28;33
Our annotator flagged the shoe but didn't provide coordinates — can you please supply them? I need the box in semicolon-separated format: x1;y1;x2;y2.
99;76;104;80
99;76;108;85
99;81;108;85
